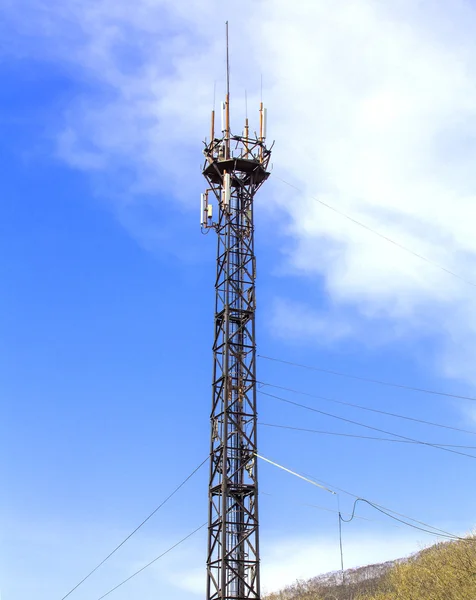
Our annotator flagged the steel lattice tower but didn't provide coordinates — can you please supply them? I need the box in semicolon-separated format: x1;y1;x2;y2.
201;26;271;600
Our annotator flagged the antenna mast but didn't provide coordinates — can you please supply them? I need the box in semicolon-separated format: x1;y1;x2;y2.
201;23;271;600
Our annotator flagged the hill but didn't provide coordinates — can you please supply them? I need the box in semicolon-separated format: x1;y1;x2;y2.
265;536;476;600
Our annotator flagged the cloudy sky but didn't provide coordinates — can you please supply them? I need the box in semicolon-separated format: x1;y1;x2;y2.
3;1;476;599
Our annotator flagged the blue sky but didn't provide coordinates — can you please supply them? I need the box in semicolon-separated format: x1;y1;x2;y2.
3;1;476;599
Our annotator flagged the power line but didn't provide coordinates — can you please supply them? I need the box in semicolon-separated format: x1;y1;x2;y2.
336;497;463;583
258;381;476;437
259;422;476;449
260;491;401;527
339;498;464;541
256;453;336;494
297;470;460;539
275;176;476;288
60;457;208;600
259;390;476;460
260;491;351;517
95;523;207;600
258;355;476;403
257;453;465;541
338;501;345;584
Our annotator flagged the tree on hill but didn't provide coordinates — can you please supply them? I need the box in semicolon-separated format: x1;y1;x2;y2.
265;535;476;600
359;536;476;600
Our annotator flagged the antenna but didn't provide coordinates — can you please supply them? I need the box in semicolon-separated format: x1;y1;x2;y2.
244;90;249;157
226;21;230;101
225;21;230;158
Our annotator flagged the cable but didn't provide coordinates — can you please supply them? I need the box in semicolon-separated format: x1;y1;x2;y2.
259;390;476;460
338;502;345;584
336;500;450;586
258;355;476;403
259;422;476;449
60;457;208;600
275;176;476;288
339;498;463;541
96;523;207;599
256;453;335;494
260;491;380;523
298;471;460;539
256;454;465;541
259;381;476;437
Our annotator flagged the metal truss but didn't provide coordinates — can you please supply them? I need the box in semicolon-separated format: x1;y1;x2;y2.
202;111;271;600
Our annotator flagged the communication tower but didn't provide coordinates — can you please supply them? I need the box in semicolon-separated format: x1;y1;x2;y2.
201;23;272;600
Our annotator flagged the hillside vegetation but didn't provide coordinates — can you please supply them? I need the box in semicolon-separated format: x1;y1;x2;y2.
266;536;476;600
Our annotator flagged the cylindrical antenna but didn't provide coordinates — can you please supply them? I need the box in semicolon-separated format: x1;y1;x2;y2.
210;110;215;143
223;171;231;206
244;89;249;158
259;101;264;162
201;192;206;226
226;22;230;103
221;101;226;133
244;117;249;158
225;21;230;158
259;102;264;140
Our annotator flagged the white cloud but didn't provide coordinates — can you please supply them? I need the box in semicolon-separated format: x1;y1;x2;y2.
5;0;476;383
